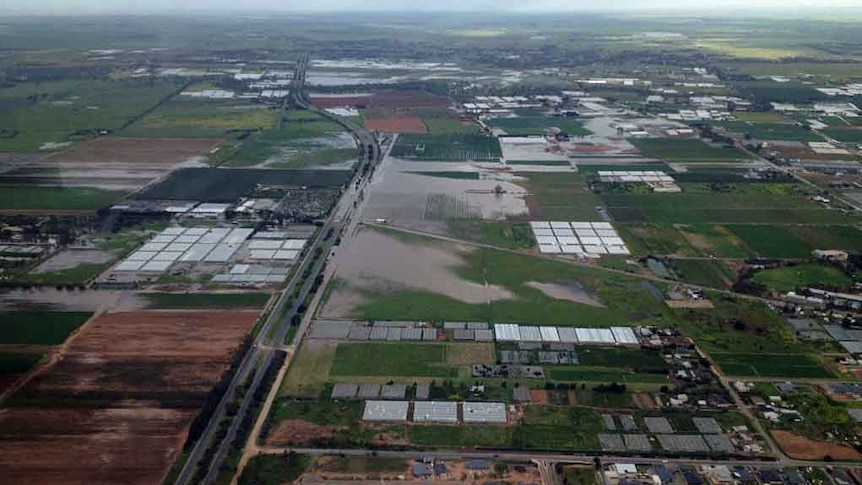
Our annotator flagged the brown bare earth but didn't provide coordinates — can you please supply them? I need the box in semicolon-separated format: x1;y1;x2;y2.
267;420;337;446
311;91;449;109
530;389;550;405
772;430;862;460
364;117;427;134
0;310;258;485
4;137;220;190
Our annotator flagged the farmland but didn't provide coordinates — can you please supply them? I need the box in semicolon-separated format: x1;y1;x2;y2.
122;98;278;138
710;352;832;378
134;167;352;201
0;310;258;485
143;292;272;309
0;79;185;151
330;342;457;378
488;116;591;136
390;134;501;161
630;138;752;163
211;111;358;168
0;186;127;211
344;236;669;327
0;311;91;345
519;173;603;220
750;263;853;293
602;183;855;225
713;121;823;142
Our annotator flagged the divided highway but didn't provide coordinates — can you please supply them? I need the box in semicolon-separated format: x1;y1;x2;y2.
174;56;380;485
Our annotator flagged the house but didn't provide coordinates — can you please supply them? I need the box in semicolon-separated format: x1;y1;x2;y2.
435;462;448;476
732;468;756;485
683;470;704;485
784;470;806;485
652;466;677;485
413;464;433;478
757;469;784;485
702;466;732;484
813;249;849;262
776;383;797;395
466;461;491;471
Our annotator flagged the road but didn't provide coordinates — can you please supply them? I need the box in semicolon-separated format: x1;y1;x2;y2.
174;56;381;485
243;445;862;469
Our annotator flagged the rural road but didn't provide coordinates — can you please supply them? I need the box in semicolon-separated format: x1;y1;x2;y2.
244;445;861;469
174;56;382;485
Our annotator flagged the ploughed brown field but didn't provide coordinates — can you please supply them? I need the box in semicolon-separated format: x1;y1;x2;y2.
310;90;450;109
1;137;222;190
0;310;258;485
364;117;428;134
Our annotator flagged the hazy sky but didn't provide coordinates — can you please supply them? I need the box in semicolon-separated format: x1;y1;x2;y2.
6;0;862;15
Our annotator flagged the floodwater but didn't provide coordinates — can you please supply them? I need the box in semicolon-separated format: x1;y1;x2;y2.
31;249;115;273
321;228;513;317
0;288;145;312
362;158;529;232
525;281;606;308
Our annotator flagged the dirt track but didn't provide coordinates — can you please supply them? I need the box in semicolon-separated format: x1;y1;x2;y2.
0;310;258;485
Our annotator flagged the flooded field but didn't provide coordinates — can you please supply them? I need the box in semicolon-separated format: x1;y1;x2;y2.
321;228;512;318
0;138;219;190
30;249;115;273
0;288;145;312
525;281;606;308
362;157;529;233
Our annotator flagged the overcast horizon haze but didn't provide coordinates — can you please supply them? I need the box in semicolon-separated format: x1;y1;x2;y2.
5;0;862;16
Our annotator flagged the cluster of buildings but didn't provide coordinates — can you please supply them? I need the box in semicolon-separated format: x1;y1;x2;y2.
530;221;631;256
604;463;812;485
362;400;508;424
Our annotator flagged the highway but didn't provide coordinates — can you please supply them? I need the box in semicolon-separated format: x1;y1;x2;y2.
174;55;381;485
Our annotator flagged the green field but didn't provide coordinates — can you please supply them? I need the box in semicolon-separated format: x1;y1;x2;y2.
669;259;734;289
143;292;271;309
15;262;110;286
0;186;127;211
489;116;590;136
616;224;698;256
711;352;832;378
135;168;351;201
0;353;43;374
547;368;668;384
238;452;309;485
390;134;501;161
270;399;363;426
447;220;535;249
0;311;91;345
0;79;185;151
519;173;604;220
714;121;823;141
786;225;862;251
122;99;278;138
728;225;814;258
210;111;357;168
356;244;669;327
751;263;853;292
408;425;512;447
821;128;862;143
733;112;790;123
679;224;751;258
577;347;668;372
630;138;751;163
603;183;853;225
330;343;457;378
